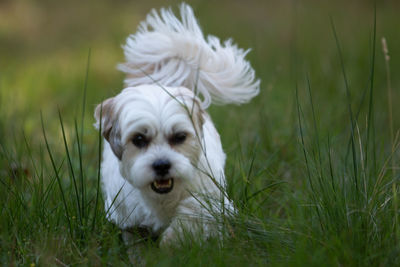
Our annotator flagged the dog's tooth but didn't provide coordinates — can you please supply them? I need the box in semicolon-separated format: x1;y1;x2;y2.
152;179;173;190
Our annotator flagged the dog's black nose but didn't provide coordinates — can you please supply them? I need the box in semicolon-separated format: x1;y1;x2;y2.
152;159;171;176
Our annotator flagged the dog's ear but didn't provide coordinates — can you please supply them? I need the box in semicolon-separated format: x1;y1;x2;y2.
94;98;123;160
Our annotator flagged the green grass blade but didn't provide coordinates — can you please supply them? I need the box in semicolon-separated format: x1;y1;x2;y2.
40;112;73;238
58;109;83;225
330;17;359;192
74;119;85;225
296;82;324;231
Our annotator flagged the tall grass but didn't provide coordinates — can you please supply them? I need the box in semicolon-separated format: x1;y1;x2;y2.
290;12;400;265
0;58;127;265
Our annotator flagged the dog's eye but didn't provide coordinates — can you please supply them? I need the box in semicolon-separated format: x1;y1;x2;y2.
169;132;187;145
132;134;149;148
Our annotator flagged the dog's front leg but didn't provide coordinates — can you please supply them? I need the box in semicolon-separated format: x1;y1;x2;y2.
159;196;216;247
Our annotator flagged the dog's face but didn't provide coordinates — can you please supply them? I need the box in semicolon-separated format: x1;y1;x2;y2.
95;85;204;198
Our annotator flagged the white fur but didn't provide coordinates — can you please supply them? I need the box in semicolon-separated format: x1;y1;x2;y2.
95;3;259;245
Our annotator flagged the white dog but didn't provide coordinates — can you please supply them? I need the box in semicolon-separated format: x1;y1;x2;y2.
94;3;259;246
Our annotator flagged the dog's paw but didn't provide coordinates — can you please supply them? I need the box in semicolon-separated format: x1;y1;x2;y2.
159;226;179;248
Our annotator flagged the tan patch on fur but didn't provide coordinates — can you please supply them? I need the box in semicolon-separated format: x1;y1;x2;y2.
94;97;123;159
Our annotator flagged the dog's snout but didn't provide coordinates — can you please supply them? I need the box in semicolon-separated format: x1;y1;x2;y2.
152;159;171;176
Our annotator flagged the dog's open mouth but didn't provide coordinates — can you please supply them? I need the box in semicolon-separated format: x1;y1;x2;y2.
151;178;174;194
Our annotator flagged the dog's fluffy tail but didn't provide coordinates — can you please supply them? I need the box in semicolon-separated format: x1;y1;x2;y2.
118;3;260;108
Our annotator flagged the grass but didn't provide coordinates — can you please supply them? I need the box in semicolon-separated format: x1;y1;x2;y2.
1;0;400;265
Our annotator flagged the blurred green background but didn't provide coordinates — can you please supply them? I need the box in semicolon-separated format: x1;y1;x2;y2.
1;0;399;139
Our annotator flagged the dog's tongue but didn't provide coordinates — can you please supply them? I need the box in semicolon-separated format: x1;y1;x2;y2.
151;178;174;194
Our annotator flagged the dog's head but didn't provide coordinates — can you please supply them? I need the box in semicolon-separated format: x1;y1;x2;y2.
94;85;204;198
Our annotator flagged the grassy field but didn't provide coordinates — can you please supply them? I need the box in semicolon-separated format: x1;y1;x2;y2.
1;0;400;265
